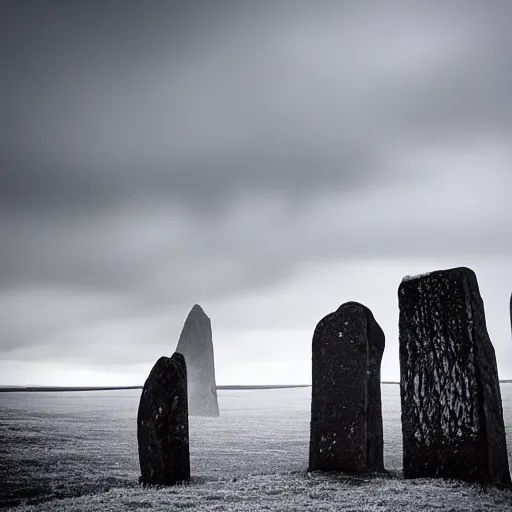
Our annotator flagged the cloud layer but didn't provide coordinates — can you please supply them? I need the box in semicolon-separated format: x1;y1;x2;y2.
1;1;512;384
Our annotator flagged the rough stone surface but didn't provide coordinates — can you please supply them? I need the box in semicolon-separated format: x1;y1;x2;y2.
137;353;190;486
175;304;219;417
309;301;385;473
399;266;510;485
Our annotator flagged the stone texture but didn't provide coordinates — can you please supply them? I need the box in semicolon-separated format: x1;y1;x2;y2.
309;301;385;473
137;353;190;486
399;267;510;485
176;304;219;417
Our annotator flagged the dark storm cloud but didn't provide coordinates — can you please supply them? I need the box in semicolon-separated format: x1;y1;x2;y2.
3;0;512;214
1;1;512;369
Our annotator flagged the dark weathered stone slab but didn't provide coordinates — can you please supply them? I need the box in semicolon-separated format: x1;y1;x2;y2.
309;301;385;473
137;353;190;486
176;304;219;417
399;267;510;485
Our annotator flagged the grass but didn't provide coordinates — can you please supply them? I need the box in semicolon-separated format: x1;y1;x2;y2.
0;385;511;511
9;472;512;512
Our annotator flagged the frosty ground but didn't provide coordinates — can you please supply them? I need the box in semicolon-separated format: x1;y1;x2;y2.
1;385;511;511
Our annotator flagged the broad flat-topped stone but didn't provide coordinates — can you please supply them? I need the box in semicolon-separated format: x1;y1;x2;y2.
309;301;385;473
175;304;219;417
137;353;190;486
399;267;510;485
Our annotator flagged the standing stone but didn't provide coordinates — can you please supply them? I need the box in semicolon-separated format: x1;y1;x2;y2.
175;304;219;417
399;267;510;485
309;301;385;473
137;353;190;486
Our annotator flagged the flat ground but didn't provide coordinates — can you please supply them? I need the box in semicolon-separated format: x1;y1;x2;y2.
1;385;511;511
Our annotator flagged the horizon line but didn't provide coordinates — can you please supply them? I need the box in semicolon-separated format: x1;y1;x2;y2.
0;384;313;393
2;381;399;393
1;380;511;393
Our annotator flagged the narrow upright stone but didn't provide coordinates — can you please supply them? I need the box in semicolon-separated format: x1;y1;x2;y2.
399;267;510;485
137;353;190;486
309;301;385;473
175;304;219;417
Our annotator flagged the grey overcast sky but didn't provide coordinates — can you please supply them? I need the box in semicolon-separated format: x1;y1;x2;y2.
1;0;511;385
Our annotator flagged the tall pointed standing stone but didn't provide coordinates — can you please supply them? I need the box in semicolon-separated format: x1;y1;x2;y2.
399;267;510;485
137;353;190;486
175;304;219;417
309;301;385;473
